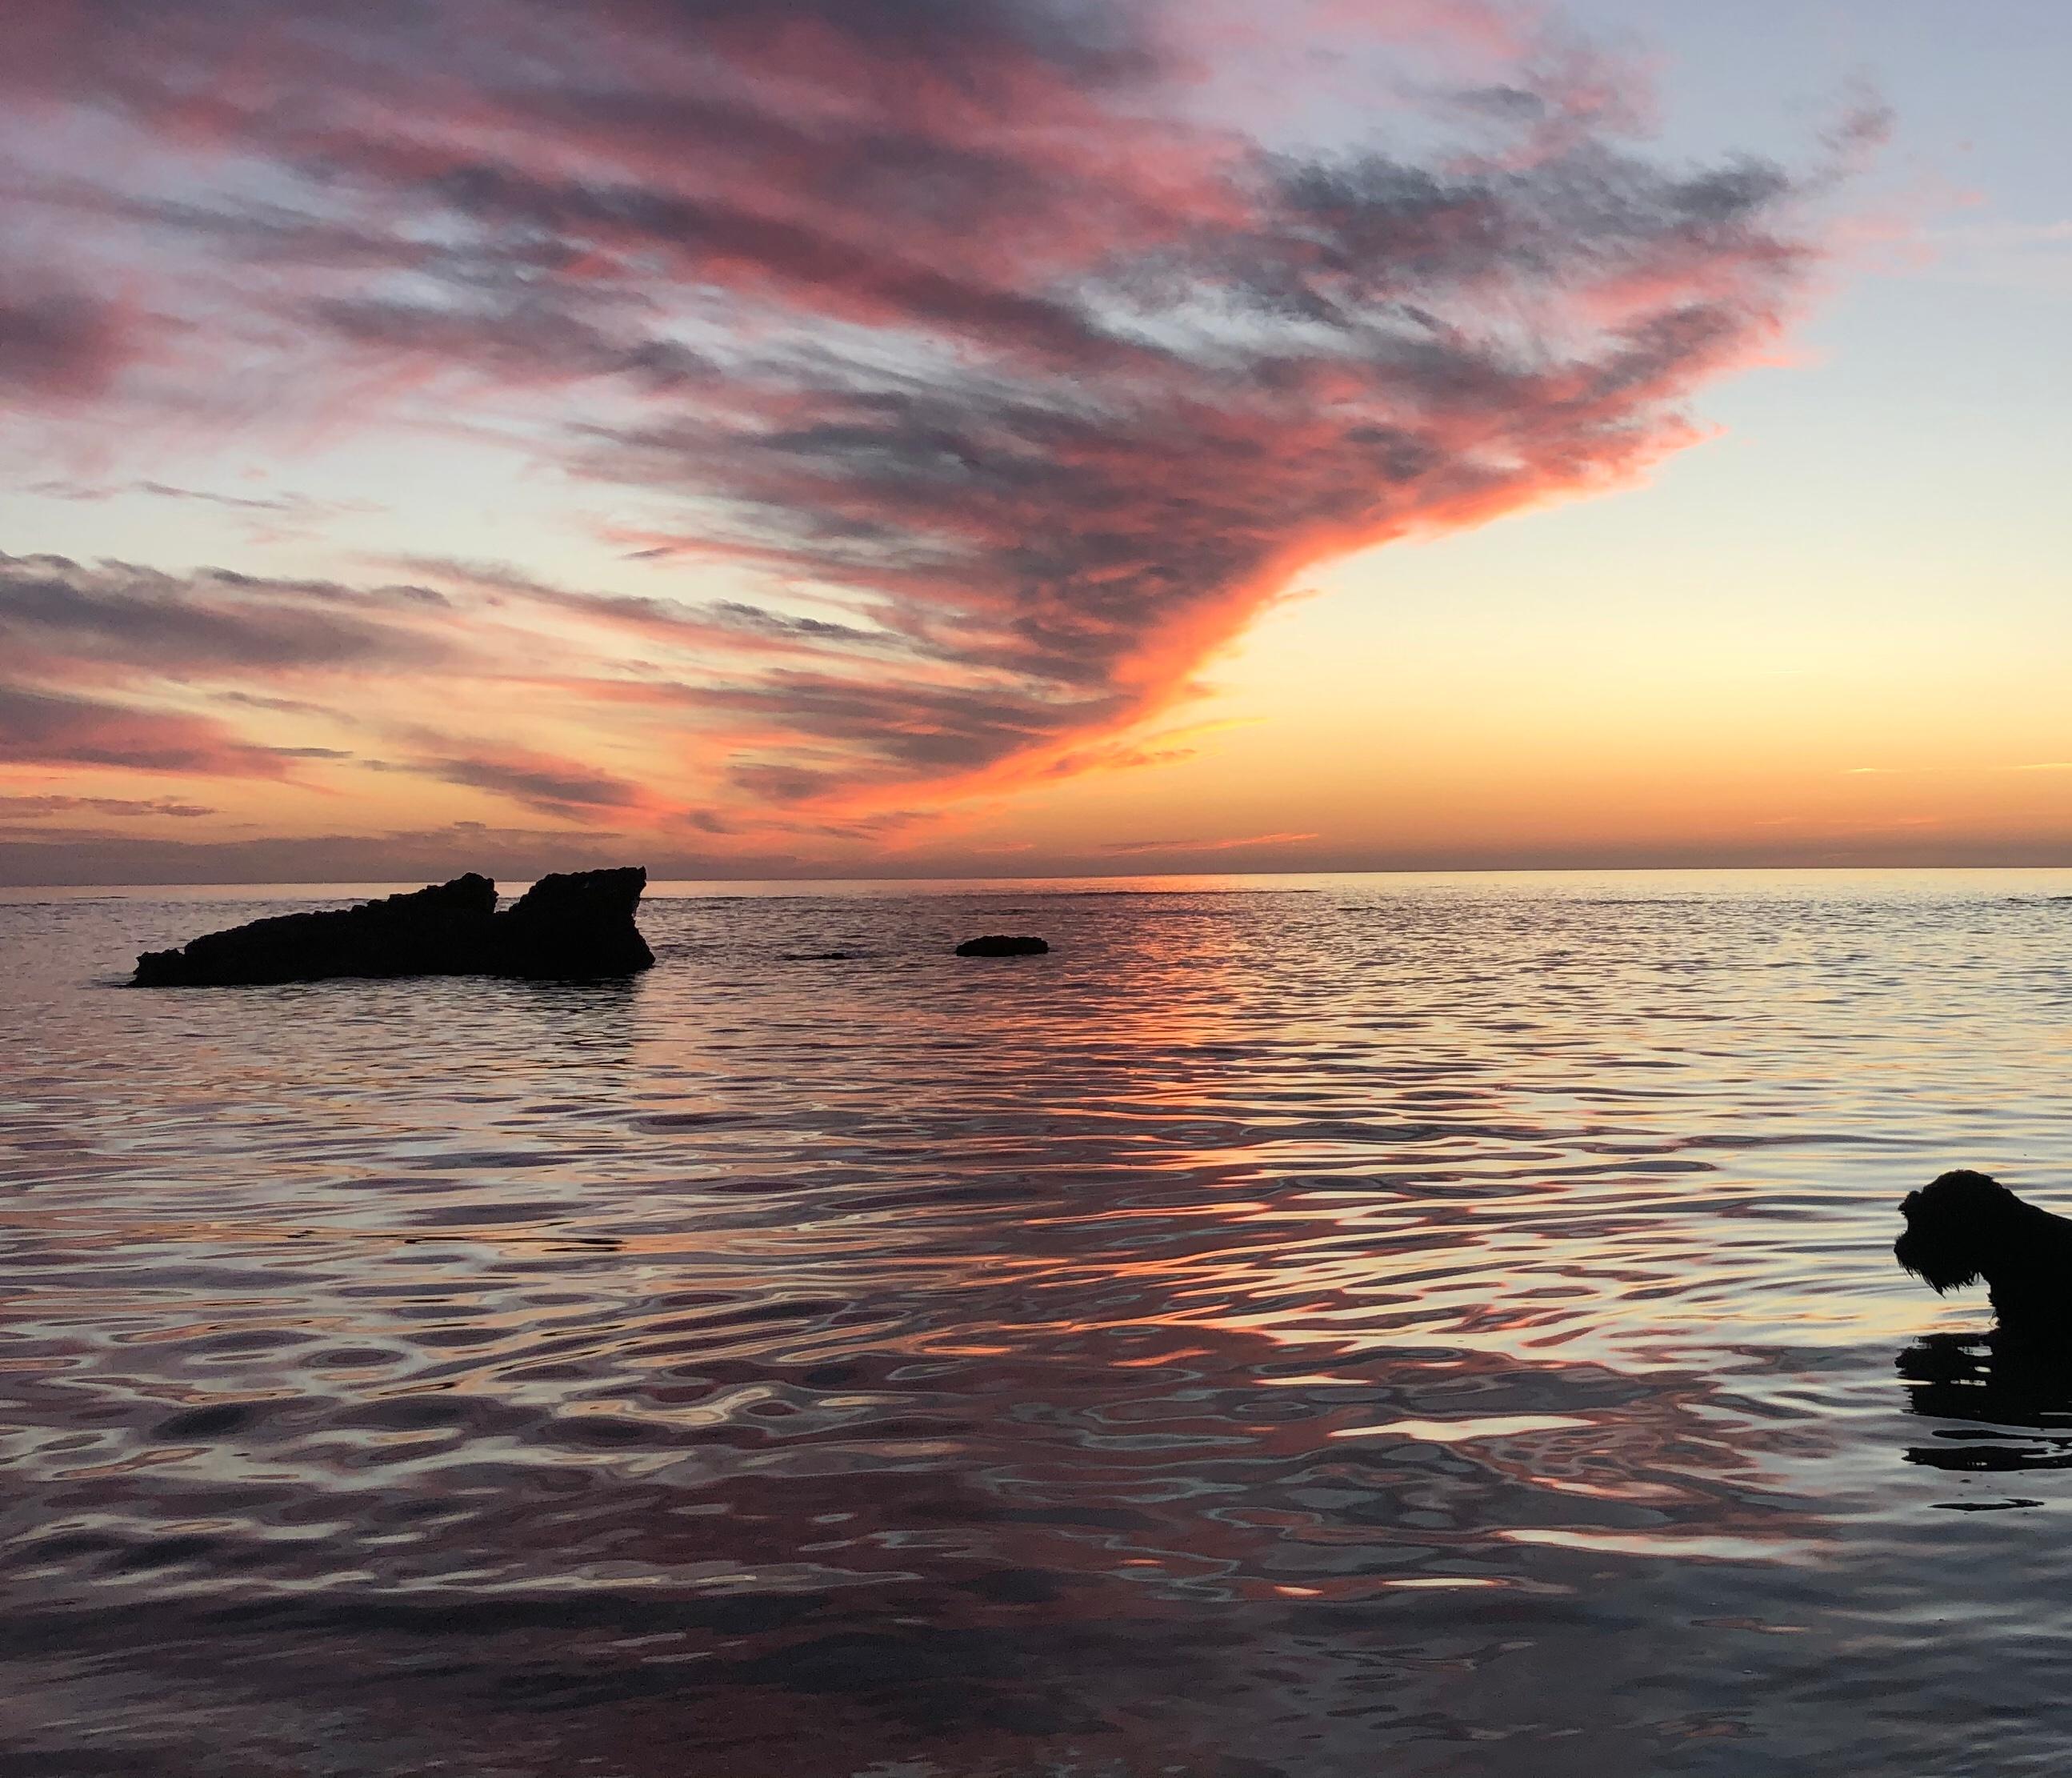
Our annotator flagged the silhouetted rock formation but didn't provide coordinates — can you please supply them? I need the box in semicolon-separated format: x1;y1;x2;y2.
954;935;1049;957
491;867;655;979
133;868;654;986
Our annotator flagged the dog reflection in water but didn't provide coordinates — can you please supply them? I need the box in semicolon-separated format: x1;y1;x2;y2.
1896;1333;2072;1483
1896;1171;2072;1491
1895;1169;2072;1340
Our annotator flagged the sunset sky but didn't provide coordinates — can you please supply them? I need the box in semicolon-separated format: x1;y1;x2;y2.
2;0;2066;884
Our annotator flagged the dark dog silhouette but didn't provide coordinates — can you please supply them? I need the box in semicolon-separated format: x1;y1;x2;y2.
1896;1171;2072;1339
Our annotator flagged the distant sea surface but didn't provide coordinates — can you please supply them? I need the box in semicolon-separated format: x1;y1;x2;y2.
6;869;2072;1777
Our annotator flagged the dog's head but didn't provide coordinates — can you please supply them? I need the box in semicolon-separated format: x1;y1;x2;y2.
1895;1169;2018;1293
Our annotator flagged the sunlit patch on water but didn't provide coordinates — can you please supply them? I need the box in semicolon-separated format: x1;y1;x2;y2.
5;867;2072;1775
1329;1414;1594;1440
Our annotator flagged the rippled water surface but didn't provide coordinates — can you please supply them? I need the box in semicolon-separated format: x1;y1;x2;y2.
6;869;2072;1776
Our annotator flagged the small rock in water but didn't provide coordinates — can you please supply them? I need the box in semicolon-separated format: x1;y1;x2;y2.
133;867;654;986
954;935;1050;957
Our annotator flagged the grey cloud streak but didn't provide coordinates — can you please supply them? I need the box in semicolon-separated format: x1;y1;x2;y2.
374;753;651;819
0;683;290;776
0;553;450;678
0;289;120;398
0;792;214;818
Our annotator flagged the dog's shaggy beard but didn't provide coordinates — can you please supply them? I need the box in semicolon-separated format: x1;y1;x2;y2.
1894;1225;1982;1295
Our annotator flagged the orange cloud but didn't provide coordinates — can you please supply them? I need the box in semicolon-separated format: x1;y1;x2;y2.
0;0;1874;873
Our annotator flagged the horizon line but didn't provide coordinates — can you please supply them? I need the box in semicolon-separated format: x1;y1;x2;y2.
8;859;2072;895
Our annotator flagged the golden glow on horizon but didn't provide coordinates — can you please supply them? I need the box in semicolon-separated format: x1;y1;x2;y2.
8;523;2070;875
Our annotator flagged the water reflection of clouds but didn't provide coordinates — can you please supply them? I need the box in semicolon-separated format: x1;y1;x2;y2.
11;878;2072;1772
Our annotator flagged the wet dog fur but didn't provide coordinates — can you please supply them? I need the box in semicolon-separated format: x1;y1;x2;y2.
1896;1171;2072;1339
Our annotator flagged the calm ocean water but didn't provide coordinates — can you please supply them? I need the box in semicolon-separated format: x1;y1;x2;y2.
5;869;2072;1776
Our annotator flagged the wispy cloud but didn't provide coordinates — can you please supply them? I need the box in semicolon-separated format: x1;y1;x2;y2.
25;479;375;543
0;792;214;819
0;0;1875;863
0;683;290;777
0;273;122;398
1101;831;1321;854
372;747;656;820
0;551;450;681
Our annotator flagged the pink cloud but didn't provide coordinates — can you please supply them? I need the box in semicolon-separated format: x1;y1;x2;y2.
0;0;1874;855
0;683;290;778
0;271;124;400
